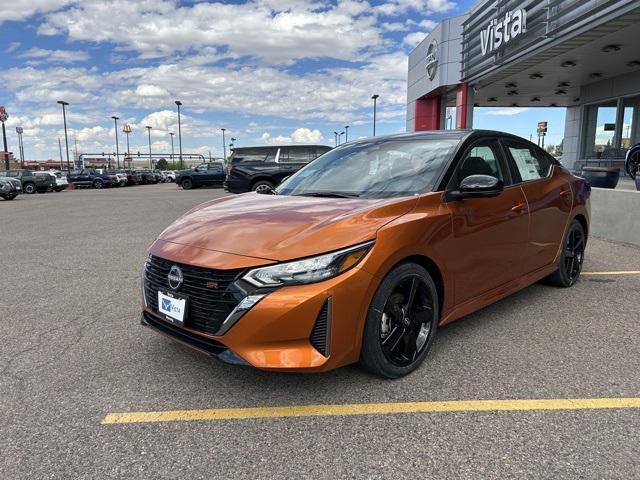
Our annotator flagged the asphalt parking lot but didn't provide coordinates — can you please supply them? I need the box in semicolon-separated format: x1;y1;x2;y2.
1;184;639;479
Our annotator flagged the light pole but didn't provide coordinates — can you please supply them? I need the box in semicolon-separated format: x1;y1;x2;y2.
57;100;71;172
111;116;120;169
371;94;379;136
333;131;339;147
344;125;349;143
175;100;183;169
58;138;64;170
169;132;175;165
0;106;8;169
221;128;227;161
146;126;153;169
15;127;24;167
338;131;345;144
122;123;132;167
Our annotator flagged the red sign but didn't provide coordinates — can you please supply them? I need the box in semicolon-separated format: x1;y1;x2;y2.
0;106;7;123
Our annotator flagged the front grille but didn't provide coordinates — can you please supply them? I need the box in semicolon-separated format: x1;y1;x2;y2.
310;299;331;357
144;255;244;335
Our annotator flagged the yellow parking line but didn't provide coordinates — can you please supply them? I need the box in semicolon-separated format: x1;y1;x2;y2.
582;271;640;276
102;397;640;425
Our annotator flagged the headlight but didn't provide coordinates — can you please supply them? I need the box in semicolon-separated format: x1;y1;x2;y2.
242;241;373;288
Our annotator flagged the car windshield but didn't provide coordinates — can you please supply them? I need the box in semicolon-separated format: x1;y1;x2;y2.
277;137;458;199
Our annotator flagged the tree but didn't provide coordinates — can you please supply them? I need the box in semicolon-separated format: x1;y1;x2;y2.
155;158;169;170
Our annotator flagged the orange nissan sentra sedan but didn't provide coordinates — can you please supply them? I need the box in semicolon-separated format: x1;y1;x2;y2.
141;130;590;378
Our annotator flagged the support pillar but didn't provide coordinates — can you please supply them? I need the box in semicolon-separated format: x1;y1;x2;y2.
414;96;442;131
455;82;474;130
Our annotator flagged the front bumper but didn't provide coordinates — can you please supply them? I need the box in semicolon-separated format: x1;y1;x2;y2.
142;261;378;372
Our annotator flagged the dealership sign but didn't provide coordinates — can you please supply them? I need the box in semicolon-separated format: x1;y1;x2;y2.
0;106;8;123
480;8;527;56
425;40;439;80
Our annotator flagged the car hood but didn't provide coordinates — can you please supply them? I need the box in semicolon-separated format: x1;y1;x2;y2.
157;193;418;261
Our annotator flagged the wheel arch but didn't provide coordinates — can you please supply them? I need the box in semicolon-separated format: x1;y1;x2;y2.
387;254;445;316
574;213;589;239
250;176;276;189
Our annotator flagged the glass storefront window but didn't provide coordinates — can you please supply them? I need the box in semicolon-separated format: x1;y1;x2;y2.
622;96;640;153
584;101;618;159
583;95;640;160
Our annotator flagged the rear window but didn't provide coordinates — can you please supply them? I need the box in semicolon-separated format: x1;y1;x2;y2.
231;148;278;163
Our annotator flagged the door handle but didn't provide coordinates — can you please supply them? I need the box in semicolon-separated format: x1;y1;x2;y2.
511;202;527;213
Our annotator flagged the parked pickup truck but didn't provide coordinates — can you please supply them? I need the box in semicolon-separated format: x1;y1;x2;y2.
0;169;55;194
176;162;225;189
68;169;117;188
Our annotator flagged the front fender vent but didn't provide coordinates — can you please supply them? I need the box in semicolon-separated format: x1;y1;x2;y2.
310;298;331;357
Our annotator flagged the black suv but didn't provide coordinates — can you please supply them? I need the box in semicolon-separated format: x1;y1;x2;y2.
176;162;225;189
224;145;331;193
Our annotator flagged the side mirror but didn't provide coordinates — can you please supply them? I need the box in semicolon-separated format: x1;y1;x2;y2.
448;175;504;200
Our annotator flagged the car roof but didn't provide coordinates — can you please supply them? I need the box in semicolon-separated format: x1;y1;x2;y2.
345;129;533;146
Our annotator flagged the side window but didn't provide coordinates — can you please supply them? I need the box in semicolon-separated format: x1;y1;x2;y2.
504;141;551;182
284;148;311;163
452;140;507;187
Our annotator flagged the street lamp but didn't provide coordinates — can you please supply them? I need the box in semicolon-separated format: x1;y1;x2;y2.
57;100;71;172
371;94;379;137
333;131;339;147
169;132;175;165
175;100;183;169
221;128;227;161
344;125;349;143
111;116;120;169
146;126;153;169
338;131;345;144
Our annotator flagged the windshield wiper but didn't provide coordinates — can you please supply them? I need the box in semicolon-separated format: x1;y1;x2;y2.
296;191;360;198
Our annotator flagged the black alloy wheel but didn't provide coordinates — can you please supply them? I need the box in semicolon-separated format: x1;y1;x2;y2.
93;179;104;189
23;183;36;194
544;219;585;288
181;178;193;190
360;263;439;378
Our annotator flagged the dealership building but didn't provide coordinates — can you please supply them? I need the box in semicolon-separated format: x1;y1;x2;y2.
407;0;640;171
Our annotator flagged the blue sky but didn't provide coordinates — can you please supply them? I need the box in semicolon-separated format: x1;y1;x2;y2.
0;0;564;161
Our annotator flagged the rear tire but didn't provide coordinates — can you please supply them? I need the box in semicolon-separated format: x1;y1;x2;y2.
93;179;104;189
252;180;275;193
360;263;439;379
544;219;585;288
181;178;193;190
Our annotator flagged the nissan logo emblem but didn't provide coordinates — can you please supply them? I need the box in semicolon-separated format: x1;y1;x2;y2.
168;265;184;290
425;40;439;81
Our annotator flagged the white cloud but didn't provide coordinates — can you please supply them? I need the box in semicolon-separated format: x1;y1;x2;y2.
483;108;530;116
262;127;324;145
38;0;385;64
376;0;456;16
6;42;21;53
0;0;72;23
135;84;170;98
403;31;427;47
22;47;90;64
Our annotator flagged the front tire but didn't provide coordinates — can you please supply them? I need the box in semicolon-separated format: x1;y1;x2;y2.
360;263;439;379
181;178;193;190
544;219;586;288
93;179;104;189
23;183;36;194
252;180;275;193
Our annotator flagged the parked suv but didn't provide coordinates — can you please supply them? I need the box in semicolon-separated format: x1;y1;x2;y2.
176;162;225;189
0;175;21;200
0;169;55;194
68;169;117;188
224;145;331;193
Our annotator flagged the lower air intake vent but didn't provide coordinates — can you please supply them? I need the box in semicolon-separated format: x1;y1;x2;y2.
310;298;331;357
